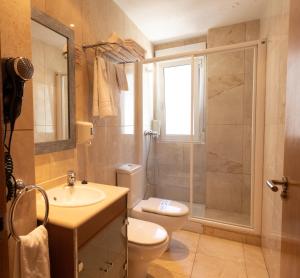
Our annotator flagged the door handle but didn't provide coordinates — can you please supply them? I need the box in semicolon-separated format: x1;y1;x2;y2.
266;176;288;199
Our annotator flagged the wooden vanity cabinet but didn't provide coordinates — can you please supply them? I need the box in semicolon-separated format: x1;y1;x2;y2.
46;196;128;278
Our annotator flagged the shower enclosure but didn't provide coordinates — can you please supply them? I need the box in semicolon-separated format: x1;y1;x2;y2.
142;40;265;233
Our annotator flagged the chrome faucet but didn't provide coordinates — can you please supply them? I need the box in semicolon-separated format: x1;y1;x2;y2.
67;170;76;186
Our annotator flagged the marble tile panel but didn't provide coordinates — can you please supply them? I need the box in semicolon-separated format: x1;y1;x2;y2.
207;23;246;47
207;85;244;125
207;74;245;99
207;51;245;77
245;20;260;41
243;125;252;175
206;172;243;212
155;185;189;202
207;125;243;174
242;174;251;214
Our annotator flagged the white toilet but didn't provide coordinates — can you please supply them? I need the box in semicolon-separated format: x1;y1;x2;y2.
116;163;189;247
127;217;169;278
117;164;169;278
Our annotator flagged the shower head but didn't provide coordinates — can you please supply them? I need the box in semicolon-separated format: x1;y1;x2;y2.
13;57;34;81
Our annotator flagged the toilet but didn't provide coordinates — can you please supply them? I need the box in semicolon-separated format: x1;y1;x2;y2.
116;164;189;246
116;164;169;278
127;217;169;278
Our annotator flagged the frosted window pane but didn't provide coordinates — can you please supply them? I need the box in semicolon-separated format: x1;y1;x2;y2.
164;64;191;135
121;65;134;134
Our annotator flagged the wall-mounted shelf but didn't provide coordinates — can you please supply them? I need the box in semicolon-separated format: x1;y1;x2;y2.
82;40;145;64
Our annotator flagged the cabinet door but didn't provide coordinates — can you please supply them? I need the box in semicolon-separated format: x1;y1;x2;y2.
78;211;127;278
105;211;128;278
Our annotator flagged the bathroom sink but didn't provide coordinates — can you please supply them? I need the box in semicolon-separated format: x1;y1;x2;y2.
46;185;106;207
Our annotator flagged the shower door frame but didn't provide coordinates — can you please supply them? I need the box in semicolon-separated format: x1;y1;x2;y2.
142;40;266;235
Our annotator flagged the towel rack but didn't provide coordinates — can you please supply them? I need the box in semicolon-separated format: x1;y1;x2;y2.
82;41;144;64
8;180;49;242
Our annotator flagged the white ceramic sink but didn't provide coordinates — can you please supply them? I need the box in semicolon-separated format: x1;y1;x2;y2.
47;184;106;207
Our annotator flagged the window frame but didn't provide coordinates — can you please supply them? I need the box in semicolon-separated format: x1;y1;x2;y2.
157;56;206;143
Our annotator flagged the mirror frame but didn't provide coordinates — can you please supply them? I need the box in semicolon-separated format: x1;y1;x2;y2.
32;8;75;154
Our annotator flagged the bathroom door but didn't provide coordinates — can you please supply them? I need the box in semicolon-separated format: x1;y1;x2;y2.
280;0;300;277
0;34;9;278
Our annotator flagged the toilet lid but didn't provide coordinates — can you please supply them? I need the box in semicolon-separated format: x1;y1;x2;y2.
127;217;168;246
141;198;189;217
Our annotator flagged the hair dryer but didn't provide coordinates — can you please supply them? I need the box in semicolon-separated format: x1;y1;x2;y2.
2;57;34;201
3;57;34;129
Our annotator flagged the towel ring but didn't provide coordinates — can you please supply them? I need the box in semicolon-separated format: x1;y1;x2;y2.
8;184;49;242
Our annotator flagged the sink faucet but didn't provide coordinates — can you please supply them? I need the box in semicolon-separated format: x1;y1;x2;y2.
67;170;76;186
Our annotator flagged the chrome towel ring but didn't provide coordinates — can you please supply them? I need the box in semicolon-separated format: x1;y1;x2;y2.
8;182;49;242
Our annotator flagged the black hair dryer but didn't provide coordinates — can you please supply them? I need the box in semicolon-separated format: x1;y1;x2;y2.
2;57;34;200
3;57;34;129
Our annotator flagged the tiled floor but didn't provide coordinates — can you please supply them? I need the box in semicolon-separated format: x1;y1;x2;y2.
148;230;269;278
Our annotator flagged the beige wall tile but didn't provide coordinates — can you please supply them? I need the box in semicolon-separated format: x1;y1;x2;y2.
207;73;245;99
0;1;34;131
35;149;76;183
207;125;243;174
207;23;246;47
32;0;153;186
207;85;244;125
206;172;243;212
207;51;245;77
246;20;260;41
242;174;251;214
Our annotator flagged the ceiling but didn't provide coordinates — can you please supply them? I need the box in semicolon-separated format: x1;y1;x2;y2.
113;0;265;44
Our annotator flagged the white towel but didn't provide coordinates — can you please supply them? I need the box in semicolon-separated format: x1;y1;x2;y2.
115;64;128;91
93;56;118;118
15;225;51;278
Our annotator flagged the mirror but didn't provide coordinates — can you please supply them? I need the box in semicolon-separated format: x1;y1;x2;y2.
31;8;75;154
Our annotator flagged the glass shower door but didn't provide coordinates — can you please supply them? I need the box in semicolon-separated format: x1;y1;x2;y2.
191;47;257;227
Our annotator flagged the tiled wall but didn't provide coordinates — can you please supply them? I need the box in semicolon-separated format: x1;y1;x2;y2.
32;0;153;185
0;1;36;276
206;21;259;213
260;0;290;277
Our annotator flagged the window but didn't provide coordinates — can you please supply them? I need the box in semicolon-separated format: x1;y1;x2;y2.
157;57;206;142
120;64;135;135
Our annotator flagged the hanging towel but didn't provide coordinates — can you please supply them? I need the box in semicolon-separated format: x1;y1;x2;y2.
14;225;51;278
93;56;118;118
115;64;128;91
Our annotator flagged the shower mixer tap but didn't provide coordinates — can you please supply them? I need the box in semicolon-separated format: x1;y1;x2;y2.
144;130;158;138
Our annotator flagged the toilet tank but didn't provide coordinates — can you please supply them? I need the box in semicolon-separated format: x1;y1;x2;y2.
116;164;144;209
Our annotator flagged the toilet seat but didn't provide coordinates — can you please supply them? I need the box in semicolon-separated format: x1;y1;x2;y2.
128;217;168;246
140;198;189;217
